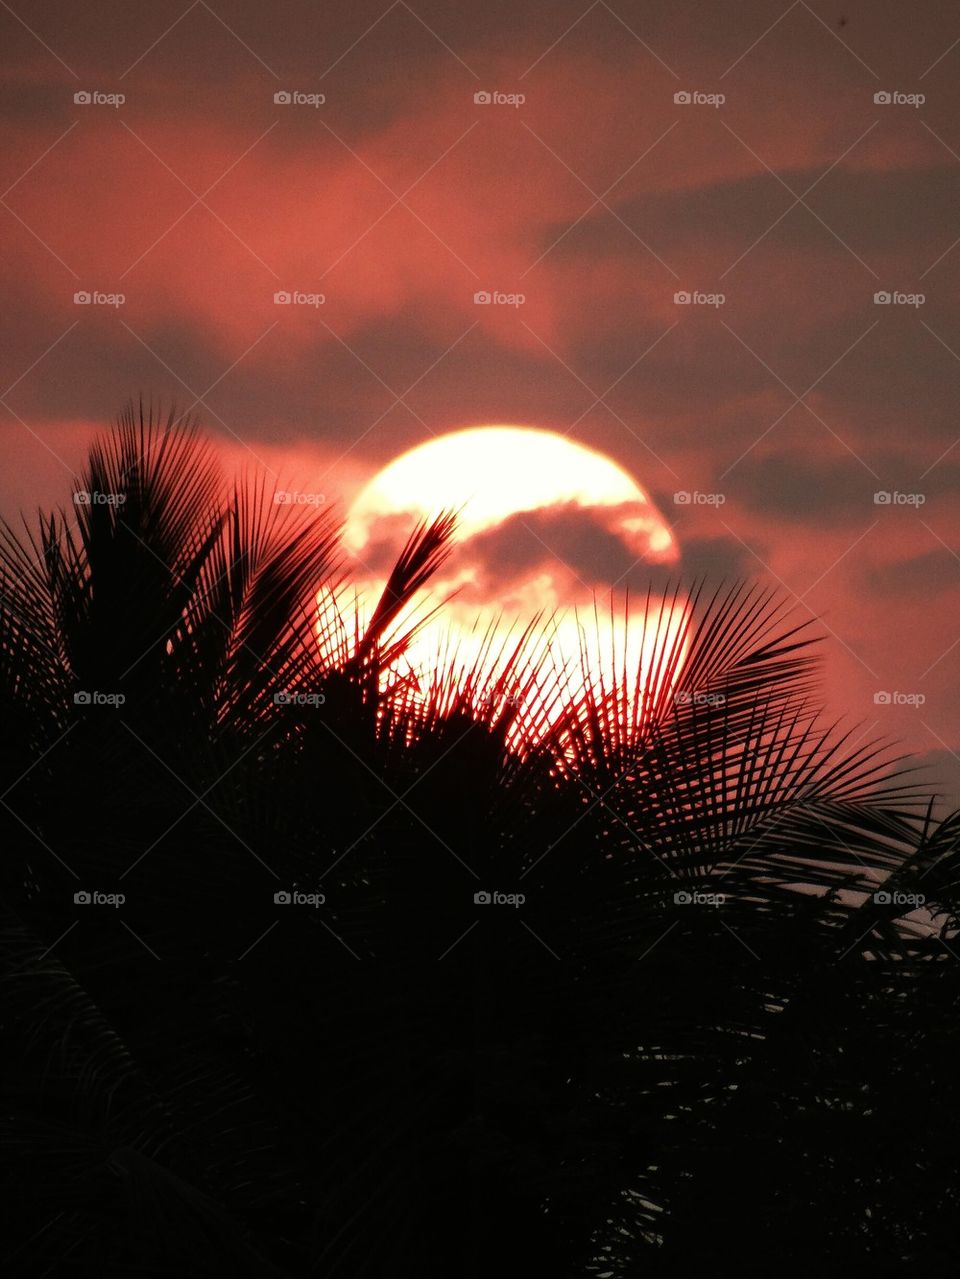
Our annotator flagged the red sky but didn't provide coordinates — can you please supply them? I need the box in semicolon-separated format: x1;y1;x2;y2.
2;0;959;801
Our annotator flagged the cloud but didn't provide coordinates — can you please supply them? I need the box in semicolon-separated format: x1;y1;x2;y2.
726;449;878;525
677;534;758;583
350;498;675;607
350;498;759;611
864;547;960;598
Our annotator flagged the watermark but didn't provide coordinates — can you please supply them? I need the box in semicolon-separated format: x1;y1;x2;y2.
274;290;325;307
74;889;125;907
873;890;925;907
74;90;125;108
874;90;925;108
74;690;126;707
674;290;725;307
474;290;525;307
274;889;326;906
275;490;325;505
873;690;926;706
74;490;126;506
674;689;726;707
74;290;125;307
874;290;924;307
273;691;326;707
674;90;725;108
674;490;726;505
474;90;525;107
873;490;925;506
476;691;523;715
274;90;325;107
674;890;725;906
474;890;525;907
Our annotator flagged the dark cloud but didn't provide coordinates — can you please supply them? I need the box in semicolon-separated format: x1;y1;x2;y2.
865;547;960;597
353;500;758;602
678;534;757;583
725;449;878;525
910;750;960;816
443;499;675;602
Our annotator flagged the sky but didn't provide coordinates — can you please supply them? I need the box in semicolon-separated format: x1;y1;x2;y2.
2;0;959;802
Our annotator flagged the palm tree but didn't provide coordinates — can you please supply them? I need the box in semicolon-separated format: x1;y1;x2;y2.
1;405;956;1276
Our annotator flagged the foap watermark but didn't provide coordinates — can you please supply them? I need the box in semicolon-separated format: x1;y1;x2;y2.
874;90;925;108
874;690;925;706
74;290;125;308
873;889;926;907
74;490;126;506
274;90;325;107
274;889;326;906
474;90;525;107
275;490;325;506
74;690;126;707
674;889;725;906
274;290;325;307
674;490;726;506
474;290;525;307
474;890;525;908
674;90;725;108
273;691;326;707
874;290;925;307
874;490;925;506
674;689;726;707
476;691;523;715
74;889;125;907
74;90;125;108
674;290;725;307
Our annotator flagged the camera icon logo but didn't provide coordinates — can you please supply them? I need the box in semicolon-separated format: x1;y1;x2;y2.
673;491;691;504
874;91;892;105
873;491;891;505
673;290;691;304
74;291;92;305
673;890;692;904
74;890;91;904
474;91;492;104
674;91;691;104
473;290;492;304
874;890;891;904
274;91;292;104
274;890;292;904
74;91;91;104
73;690;92;705
274;290;292;304
474;890;491;904
874;291;891;304
873;690;891;704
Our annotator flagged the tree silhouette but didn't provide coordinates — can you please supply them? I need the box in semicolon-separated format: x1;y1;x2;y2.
1;406;957;1276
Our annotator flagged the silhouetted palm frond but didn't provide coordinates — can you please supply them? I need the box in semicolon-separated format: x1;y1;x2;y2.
2;412;958;1277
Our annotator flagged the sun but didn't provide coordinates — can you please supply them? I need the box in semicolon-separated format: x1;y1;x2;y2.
340;425;684;726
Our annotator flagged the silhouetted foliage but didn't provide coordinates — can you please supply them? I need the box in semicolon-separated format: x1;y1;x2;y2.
2;407;958;1276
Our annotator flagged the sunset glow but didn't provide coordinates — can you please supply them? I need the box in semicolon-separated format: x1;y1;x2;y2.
341;425;685;726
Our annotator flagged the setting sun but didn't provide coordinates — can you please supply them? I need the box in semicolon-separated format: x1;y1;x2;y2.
341;425;685;726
